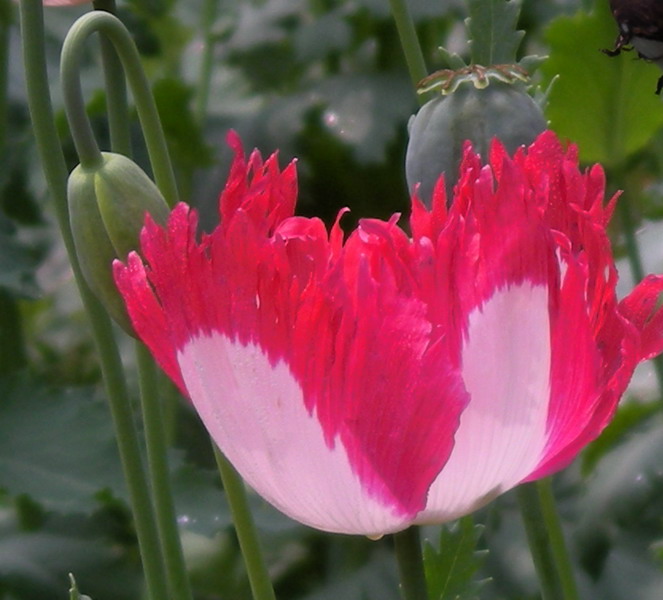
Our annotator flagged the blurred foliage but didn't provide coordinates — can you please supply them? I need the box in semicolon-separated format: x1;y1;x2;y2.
3;0;663;599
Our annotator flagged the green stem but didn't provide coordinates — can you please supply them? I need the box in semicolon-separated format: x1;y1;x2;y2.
195;0;220;123
393;527;428;600
19;2;167;599
388;0;428;104
517;480;577;600
91;308;169;600
213;446;277;600
136;343;194;600
537;480;580;600
90;6;191;597
60;11;178;207
94;0;133;156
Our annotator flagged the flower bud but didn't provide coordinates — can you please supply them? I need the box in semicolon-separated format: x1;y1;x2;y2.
406;80;546;204
68;153;169;333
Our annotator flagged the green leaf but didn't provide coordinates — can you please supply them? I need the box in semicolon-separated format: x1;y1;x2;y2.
0;513;140;600
424;518;488;600
467;0;524;65
0;373;240;538
0;373;126;514
541;2;663;165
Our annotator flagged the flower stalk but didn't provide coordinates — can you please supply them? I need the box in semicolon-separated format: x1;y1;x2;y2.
93;0;132;155
65;7;192;599
393;527;428;600
137;342;194;600
387;0;428;103
536;479;580;600
213;446;277;600
19;1;167;598
516;480;579;600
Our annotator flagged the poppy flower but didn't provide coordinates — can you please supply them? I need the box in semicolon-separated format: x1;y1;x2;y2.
114;130;663;536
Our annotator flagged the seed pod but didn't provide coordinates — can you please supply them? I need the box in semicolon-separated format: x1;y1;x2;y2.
68;153;169;333
405;81;546;204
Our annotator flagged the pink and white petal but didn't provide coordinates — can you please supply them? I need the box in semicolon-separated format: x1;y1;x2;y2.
177;333;418;536
113;252;187;394
524;255;604;479
417;281;552;522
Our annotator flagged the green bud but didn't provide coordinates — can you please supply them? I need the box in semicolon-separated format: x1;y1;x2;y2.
68;153;169;333
406;80;546;204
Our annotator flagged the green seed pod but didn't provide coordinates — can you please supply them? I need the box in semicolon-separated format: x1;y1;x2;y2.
68;153;169;333
405;81;546;204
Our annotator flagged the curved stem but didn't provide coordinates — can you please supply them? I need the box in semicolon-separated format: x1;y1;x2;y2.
59;16;103;169
393;527;428;600
60;11;178;206
19;2;167;598
91;309;169;600
388;0;428;104
517;479;578;600
90;6;192;597
93;0;132;156
213;446;277;600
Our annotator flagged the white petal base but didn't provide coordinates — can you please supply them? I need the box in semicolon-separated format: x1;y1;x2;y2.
178;334;410;535
419;282;551;522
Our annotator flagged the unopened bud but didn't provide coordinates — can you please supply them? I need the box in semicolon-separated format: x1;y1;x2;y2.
68;153;169;333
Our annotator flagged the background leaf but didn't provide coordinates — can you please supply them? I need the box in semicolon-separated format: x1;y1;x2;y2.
0;509;140;600
541;0;663;165
0;374;125;514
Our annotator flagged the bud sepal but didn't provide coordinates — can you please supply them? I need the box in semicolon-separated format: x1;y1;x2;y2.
68;153;169;333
